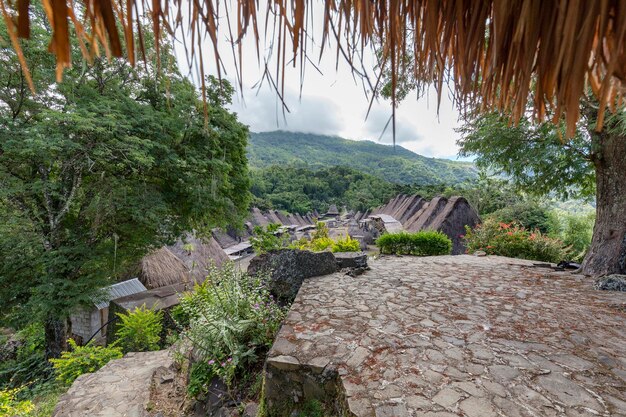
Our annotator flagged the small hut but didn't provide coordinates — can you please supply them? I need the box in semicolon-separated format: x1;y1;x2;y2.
70;278;147;345
325;204;339;218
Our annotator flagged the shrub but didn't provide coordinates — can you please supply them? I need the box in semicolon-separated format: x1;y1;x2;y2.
0;324;48;390
377;231;452;256
331;234;360;252
287;235;334;252
250;224;289;254
463;219;568;263
311;222;329;240
308;237;334;252
50;340;122;386
559;213;594;262
0;387;34;416
180;263;286;394
487;201;560;234
115;305;163;353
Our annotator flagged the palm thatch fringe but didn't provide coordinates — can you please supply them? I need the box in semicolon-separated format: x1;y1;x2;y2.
139;246;190;290
2;1;625;136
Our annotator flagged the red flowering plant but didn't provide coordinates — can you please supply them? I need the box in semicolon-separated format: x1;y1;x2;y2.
463;218;569;263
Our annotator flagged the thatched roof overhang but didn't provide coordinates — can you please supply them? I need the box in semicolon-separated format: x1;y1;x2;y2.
4;1;624;136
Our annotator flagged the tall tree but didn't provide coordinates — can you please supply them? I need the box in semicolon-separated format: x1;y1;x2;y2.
458;103;625;276
0;13;250;357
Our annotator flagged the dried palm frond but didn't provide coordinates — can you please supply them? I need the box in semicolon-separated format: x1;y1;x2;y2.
2;0;625;136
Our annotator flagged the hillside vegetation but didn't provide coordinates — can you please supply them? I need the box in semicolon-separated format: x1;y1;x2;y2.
248;131;477;185
250;165;417;214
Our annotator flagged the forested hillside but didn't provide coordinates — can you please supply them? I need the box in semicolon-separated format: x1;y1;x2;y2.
248;131;477;185
250;165;419;213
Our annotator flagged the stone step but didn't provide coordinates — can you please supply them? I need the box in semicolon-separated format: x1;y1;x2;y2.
53;350;173;417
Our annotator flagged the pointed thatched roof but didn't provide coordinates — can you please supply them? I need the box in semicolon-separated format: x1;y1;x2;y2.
168;235;229;278
135;234;229;290
326;204;339;216
138;247;190;290
7;1;625;136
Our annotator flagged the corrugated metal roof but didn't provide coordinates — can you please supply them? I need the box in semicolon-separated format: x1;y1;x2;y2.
370;214;399;223
92;278;147;310
223;242;253;255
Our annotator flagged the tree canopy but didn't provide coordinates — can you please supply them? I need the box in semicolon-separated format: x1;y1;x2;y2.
457;112;596;200
0;12;250;355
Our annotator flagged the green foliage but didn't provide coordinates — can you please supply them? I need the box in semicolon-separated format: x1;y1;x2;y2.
288;223;359;253
0;387;34;416
250;164;405;214
297;399;325;417
115;306;163;353
463;219;568;263
179;263;286;394
486;201;560;234
331;234;361;252
49;340;122;386
441;173;524;216
458;112;595;199
0;324;48;391
249;130;477;187
558;213;595;262
308;237;334;252
0;12;250;341
377;231;452;256
312;222;330;240
250;224;290;254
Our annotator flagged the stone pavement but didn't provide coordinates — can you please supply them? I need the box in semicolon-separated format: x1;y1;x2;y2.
53;350;173;417
264;255;626;417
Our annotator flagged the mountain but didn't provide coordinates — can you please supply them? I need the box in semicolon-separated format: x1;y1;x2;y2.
247;131;477;185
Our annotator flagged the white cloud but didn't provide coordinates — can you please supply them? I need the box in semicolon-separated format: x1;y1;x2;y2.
174;2;464;159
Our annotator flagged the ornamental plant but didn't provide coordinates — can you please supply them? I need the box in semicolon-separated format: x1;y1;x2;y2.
331;234;360;252
50;340;122;386
250;224;290;254
463;219;569;263
115;305;163;353
0;387;34;417
179;263;286;395
376;231;452;256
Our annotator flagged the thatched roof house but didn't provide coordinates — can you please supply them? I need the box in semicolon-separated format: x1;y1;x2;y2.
138;247;191;290
372;195;480;254
325;204;340;218
135;235;228;290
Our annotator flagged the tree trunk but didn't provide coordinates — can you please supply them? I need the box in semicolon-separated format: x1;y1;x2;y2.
580;129;626;276
44;317;69;359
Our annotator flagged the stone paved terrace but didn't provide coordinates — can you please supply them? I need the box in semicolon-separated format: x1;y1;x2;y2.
264;255;626;417
53;350;173;417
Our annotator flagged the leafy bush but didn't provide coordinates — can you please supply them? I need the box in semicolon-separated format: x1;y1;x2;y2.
289;224;360;253
311;222;329;240
50;340;122;386
463;219;568;263
331;234;360;252
377;231;452;256
559;213;594;262
0;387;34;416
180;263;286;394
250;224;289;254
309;237;334;252
0;324;49;391
115;305;163;353
487;201;560;234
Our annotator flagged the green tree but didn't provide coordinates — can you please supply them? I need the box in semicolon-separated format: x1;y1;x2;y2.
457;105;625;276
0;13;250;357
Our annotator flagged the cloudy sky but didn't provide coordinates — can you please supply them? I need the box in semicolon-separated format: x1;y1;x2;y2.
174;5;464;160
